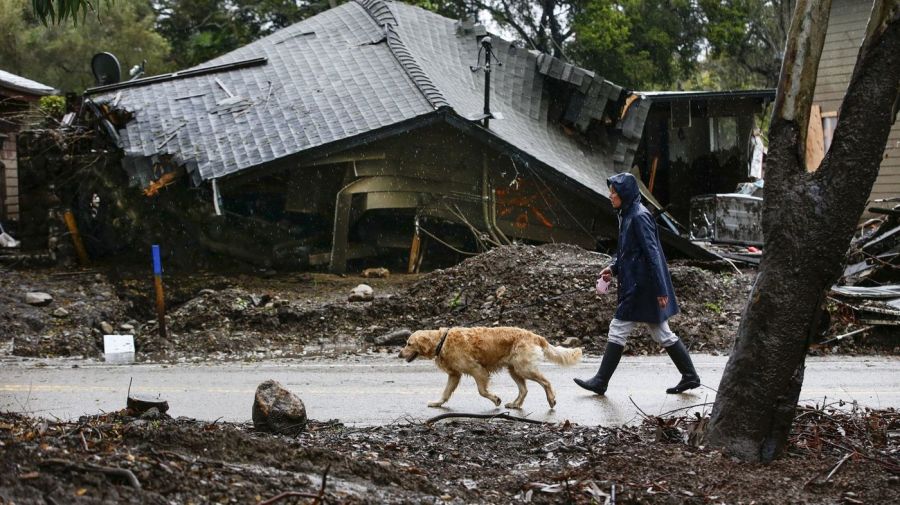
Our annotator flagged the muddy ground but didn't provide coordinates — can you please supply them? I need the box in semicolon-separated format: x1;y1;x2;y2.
1;244;895;361
1;403;898;504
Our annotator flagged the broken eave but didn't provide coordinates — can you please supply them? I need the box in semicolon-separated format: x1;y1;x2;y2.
83;57;270;96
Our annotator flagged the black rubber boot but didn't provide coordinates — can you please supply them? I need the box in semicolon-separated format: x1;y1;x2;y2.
573;342;624;395
664;340;701;394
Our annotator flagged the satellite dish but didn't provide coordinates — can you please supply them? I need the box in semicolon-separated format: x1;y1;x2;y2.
91;52;121;86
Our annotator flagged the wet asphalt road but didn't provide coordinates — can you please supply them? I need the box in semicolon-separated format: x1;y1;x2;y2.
1;355;898;426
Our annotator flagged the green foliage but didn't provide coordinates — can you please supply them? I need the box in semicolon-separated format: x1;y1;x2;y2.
697;0;795;88
154;0;331;69
1;0;172;92
30;0;110;25
406;0;472;19
704;301;723;314
38;95;66;118
569;0;704;89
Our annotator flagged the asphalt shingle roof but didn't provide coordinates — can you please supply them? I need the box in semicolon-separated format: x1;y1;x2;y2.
0;69;57;96
90;0;623;196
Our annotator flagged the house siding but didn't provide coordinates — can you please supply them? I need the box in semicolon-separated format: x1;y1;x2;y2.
1;133;18;222
813;0;900;208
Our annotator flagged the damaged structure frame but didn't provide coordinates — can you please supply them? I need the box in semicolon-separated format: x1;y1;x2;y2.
81;0;773;272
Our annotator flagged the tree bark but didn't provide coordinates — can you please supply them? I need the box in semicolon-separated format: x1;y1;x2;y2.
705;0;900;462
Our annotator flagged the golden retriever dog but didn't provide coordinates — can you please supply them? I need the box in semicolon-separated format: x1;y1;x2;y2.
398;327;582;409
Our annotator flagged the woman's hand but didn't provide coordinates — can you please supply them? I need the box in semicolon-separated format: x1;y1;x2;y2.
658;296;669;309
600;266;612;282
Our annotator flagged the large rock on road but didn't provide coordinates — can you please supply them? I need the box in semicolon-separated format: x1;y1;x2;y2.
252;380;307;436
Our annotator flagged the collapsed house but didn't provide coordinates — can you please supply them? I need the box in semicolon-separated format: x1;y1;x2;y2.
69;0;772;272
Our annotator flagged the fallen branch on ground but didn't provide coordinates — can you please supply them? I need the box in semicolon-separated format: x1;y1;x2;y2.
40;458;141;489
426;411;548;425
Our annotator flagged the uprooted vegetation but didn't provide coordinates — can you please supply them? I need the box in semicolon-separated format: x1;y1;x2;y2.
2;244;896;361
1;402;897;504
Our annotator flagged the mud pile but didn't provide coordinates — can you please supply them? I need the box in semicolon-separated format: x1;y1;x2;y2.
402;244;750;354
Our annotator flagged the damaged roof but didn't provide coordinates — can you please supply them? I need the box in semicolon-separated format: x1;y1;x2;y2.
0;69;58;97
87;0;627;197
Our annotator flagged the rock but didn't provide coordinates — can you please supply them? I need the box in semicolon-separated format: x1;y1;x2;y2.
198;289;216;296
374;329;411;346
25;292;53;306
562;337;582;347
252;380;307;435
250;294;271;307
52;308;69;318
361;267;390;278
22;314;45;332
139;407;163;420
100;321;114;334
348;284;374;302
119;323;135;332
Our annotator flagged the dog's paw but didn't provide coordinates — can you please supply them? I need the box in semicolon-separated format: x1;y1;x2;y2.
505;402;522;409
428;401;445;408
548;399;557;408
491;397;501;407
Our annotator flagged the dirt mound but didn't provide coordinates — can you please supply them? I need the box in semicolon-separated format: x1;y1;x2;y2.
402;244;750;355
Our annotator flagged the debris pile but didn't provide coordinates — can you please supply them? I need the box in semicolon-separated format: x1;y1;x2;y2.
0;243;865;360
826;200;900;349
1;403;897;504
0;269;132;358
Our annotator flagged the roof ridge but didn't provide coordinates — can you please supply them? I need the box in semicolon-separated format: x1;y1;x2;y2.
354;0;450;110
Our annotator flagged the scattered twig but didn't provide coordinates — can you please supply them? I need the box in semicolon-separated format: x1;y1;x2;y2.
656;402;715;418
257;491;322;505
315;464;331;505
426;411;548;425
628;397;651;420
824;452;853;482
257;463;331;505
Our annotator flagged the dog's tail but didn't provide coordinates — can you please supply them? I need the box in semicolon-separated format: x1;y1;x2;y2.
539;338;582;366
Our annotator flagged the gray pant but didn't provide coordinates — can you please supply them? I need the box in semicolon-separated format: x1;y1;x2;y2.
607;318;678;347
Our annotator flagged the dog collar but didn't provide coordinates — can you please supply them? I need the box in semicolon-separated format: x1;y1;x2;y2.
434;328;450;356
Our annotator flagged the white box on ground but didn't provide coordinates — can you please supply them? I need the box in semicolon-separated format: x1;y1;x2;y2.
104;334;135;364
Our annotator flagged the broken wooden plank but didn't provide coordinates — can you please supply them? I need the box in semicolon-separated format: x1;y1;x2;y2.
806;104;825;171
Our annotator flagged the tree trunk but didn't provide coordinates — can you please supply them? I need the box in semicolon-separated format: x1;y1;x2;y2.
705;0;900;462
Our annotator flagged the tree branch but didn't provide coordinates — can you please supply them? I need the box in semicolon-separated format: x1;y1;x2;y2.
471;0;540;51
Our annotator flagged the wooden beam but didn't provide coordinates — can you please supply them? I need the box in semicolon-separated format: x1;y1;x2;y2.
806;104;825;172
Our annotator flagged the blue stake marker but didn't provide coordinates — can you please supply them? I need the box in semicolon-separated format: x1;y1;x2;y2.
152;245;168;339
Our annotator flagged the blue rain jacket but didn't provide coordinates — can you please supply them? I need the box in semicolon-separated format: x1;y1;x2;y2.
607;173;679;323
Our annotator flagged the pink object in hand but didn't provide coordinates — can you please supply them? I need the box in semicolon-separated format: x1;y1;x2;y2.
595;276;610;295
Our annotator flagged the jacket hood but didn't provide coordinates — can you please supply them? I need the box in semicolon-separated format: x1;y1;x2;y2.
607;173;641;213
